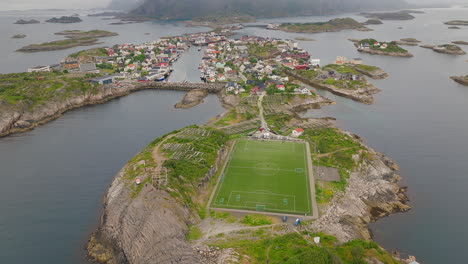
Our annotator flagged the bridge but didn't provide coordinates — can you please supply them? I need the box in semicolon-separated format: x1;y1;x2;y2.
135;82;225;93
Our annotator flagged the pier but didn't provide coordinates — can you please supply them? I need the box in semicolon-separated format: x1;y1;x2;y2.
135;81;225;93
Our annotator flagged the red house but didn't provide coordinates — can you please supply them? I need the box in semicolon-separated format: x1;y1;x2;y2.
250;86;259;94
294;65;308;70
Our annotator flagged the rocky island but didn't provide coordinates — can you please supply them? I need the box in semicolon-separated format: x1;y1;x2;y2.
420;44;466;55
452;41;468;45
277;18;371;33
46;16;82;23
395;38;421;46
185;14;255;27
444;20;468;26
355;38;413;57
363;18;383;25
360;10;416;20
450;75;468;86
11;34;27;39
16;30;118;53
14;19;40;24
174;89;209;109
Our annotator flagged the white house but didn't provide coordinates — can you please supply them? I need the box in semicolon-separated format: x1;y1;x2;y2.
292;128;304;137
27;65;51;73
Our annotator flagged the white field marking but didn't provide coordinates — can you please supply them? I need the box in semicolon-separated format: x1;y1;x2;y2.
215;203;310;214
228;166;295;172
244;202;277;208
303;142;311;213
228;191;297;210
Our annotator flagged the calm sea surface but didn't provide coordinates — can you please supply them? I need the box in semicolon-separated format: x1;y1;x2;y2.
0;7;467;264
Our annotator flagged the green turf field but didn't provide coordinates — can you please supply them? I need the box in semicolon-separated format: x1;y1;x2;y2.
212;139;312;215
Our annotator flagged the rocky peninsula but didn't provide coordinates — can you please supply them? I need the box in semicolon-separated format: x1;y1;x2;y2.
86;87;412;264
420;44;466;55
14;19;40;24
452;41;468;45
46;16;82;23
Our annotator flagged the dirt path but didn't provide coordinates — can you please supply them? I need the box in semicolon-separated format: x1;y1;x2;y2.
151;134;177;177
314;147;358;158
257;93;268;130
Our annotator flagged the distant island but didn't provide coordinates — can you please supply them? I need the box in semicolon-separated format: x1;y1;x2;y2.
11;34;27;39
452;41;468;45
16;30;118;53
444;20;468;26
450;76;468;86
360;10;417;20
395;38;420;46
355;38;413;57
420;44;466;55
185;14;255;27
277;18;371;33
14;19;40;24
362;18;383;25
46;16;82;23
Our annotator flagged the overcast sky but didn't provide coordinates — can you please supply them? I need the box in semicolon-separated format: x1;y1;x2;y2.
0;0;465;11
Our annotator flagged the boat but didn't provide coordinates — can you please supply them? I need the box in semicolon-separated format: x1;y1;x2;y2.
198;47;202;51
155;74;165;81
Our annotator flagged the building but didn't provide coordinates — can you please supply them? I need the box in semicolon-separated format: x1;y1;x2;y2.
310;59;321;66
63;61;79;70
27;65;51;73
90;75;115;85
335;56;347;65
79;63;99;73
292;128;304;137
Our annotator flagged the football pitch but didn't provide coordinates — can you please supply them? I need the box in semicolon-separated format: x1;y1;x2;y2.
211;139;312;215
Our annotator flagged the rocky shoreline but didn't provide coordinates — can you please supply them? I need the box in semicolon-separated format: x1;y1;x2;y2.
310;145;410;242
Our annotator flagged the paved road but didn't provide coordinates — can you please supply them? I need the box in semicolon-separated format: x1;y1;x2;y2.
257;93;268;130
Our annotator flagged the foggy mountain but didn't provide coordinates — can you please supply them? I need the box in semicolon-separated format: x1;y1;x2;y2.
108;0;145;11
124;0;408;19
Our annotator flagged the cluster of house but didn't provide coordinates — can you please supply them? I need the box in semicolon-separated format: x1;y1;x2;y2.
359;41;389;50
27;31;232;85
199;35;322;96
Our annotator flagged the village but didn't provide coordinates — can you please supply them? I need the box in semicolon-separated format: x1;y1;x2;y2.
25;29;378;102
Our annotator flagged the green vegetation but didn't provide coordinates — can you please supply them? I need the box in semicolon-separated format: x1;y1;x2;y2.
355;64;379;72
211;232;399;264
359;38;408;53
70;48;108;58
279;18;365;33
186;226;203;241
323;64;358;75
162;127;229;209
212;139;312;215
322;78;365;90
0;72;98;109
215;108;256;127
301;128;367;203
296;69;319;79
265;113;292;132
241;215;273;226
248;43;279;59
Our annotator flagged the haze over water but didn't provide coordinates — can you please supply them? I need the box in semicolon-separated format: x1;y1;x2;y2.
0;7;467;264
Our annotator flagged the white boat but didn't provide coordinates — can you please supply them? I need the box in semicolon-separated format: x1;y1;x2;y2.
155;74;165;81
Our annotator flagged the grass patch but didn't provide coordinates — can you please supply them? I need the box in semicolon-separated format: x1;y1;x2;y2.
359;38;408;53
186;226;203;241
211;232;398;264
241;215;272;226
